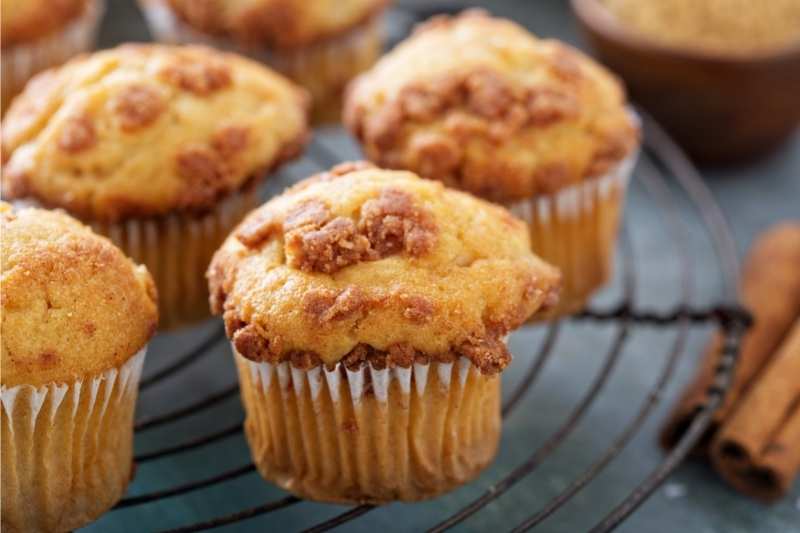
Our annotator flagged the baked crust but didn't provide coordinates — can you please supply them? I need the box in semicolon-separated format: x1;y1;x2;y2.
344;9;640;202
0;202;158;387
1;44;310;222
160;0;389;48
208;163;561;371
1;0;88;47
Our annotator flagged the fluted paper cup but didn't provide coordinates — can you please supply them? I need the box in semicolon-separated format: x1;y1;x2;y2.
93;186;258;330
235;351;501;503
510;147;638;319
1;348;146;532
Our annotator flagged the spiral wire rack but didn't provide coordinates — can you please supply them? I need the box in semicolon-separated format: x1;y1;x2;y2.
105;111;750;533
102;6;752;531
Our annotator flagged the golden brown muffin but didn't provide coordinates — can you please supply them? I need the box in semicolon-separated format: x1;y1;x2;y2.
208;162;560;502
344;9;638;202
209;161;559;366
344;10;639;318
1;203;157;387
1;201;157;532
2;43;309;328
2;43;308;221
1;0;104;113
162;0;388;48
140;0;390;123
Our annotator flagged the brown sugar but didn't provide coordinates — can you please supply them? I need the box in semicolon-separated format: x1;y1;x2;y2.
601;0;800;55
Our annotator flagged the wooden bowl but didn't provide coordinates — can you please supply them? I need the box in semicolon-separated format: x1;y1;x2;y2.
571;0;800;164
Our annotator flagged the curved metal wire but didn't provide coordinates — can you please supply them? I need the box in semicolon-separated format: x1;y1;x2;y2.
301;505;376;533
510;158;693;532
584;111;748;532
161;496;301;533
135;384;239;432
139;326;226;390
638;113;740;298
134;421;243;463
290;116;746;533
502;322;561;417
115;464;255;508
428;228;636;532
112;8;746;528
126;134;745;533
122;127;746;533
589;321;745;532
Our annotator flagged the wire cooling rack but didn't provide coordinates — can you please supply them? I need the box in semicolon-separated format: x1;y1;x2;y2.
93;5;751;532
99;112;750;532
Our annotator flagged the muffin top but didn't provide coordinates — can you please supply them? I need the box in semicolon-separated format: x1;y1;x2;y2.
208;162;560;374
1;0;90;47
344;10;639;203
161;0;388;48
1;202;158;388
1;44;309;222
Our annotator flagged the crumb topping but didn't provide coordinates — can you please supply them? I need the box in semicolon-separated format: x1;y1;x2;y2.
212;126;250;157
286;215;372;273
344;9;639;201
359;188;437;257
208;165;561;370
397;292;435;324
303;286;371;323
57;114;96;153
1;44;309;221
231;314;512;375
112;84;166;132
236;177;438;274
159;58;232;95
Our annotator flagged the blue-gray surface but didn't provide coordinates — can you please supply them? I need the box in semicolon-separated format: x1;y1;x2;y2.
88;1;799;531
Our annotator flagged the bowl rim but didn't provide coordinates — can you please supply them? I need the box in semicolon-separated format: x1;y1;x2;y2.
570;0;800;65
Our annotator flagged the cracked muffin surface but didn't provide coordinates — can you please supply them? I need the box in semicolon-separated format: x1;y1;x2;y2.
1;43;309;222
344;9;639;202
208;162;560;371
0;202;158;387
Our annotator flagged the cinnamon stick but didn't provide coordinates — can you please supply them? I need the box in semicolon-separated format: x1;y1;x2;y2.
661;223;800;454
711;320;800;502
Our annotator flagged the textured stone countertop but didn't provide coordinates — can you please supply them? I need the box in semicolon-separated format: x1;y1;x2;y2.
82;1;799;531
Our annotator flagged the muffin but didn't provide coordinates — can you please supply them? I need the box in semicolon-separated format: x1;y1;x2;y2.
207;162;560;502
344;10;640;318
139;0;389;122
1;0;104;114
1;202;158;532
2;43;309;329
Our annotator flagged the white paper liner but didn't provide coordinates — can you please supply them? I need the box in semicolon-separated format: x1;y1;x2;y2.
243;356;477;404
1;347;146;532
236;350;500;503
139;0;382;121
92;186;257;329
509;143;639;318
1;0;105;112
509;149;637;226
